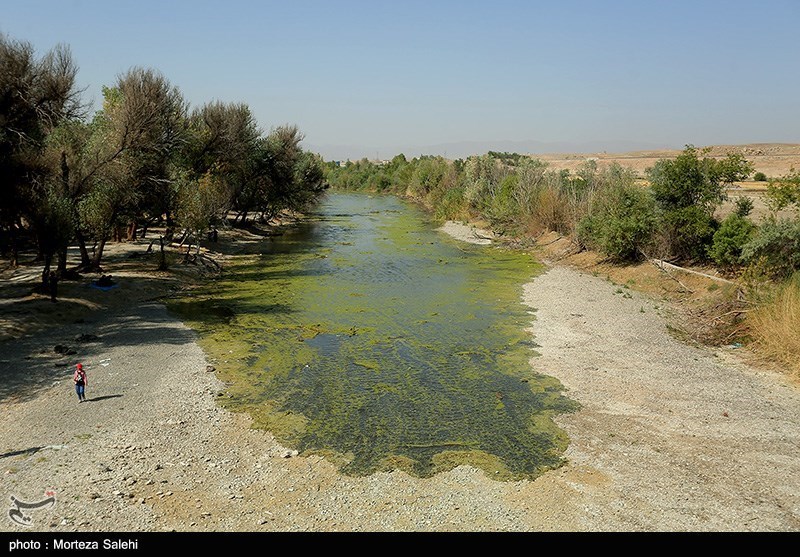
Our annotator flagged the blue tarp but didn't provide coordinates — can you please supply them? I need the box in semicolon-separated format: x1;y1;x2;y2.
88;282;119;291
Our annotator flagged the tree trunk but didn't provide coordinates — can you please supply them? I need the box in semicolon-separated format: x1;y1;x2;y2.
92;237;107;268
75;228;91;268
141;222;148;239
56;247;68;275
34;232;44;263
41;253;53;288
157;235;168;271
182;240;194;263
177;230;189;247
9;224;18;267
127;220;137;241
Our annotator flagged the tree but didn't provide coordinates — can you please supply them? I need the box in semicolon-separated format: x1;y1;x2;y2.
0;34;83;269
183;101;259;224
717;152;754;186
578;180;656;262
59;68;188;269
174;170;231;256
254;125;325;220
648;146;729;261
766;169;800;213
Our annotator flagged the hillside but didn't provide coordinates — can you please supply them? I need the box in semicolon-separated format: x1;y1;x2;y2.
532;143;800;180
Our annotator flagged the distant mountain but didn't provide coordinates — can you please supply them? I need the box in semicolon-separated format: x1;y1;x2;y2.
305;139;677;162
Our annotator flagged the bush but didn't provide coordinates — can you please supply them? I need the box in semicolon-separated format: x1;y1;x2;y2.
660;205;719;262
766;169;800;211
483;174;519;230
577;183;656;262
753;171;767;182
708;214;755;269
433;186;468;221
741;217;800;279
734;196;754;218
648;146;729;261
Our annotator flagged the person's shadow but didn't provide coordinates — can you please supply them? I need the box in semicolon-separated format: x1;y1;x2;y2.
84;394;124;403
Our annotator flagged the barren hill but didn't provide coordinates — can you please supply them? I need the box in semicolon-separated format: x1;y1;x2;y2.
532;143;800;179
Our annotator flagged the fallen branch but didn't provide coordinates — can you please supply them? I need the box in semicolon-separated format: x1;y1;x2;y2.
640;250;694;293
651;259;738;285
712;309;750;321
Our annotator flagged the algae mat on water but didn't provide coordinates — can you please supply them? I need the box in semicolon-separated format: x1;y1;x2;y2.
170;194;578;480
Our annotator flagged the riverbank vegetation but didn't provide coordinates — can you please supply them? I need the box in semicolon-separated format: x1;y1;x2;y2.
325;151;800;377
1;34;326;288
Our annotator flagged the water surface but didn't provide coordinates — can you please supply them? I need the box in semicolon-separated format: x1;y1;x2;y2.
171;193;577;479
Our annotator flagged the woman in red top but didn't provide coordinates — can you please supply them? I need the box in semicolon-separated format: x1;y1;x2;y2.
73;363;87;403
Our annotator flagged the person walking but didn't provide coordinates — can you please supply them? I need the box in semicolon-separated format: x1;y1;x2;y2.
73;363;87;403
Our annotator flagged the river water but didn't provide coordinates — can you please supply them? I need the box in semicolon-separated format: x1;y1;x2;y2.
171;193;576;480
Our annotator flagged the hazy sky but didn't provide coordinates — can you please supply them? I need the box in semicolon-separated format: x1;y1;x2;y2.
3;0;799;159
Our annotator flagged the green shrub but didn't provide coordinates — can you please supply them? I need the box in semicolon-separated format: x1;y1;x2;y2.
483;174;519;229
741;217;800;279
648;146;731;261
734;196;754;217
578;183;656;262
660;205;719;262
708;214;755;269
753;171;767;182
766;169;800;211
434;186;468;221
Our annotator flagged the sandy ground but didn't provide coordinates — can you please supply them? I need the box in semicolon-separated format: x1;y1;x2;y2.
535;143;800;179
1;227;799;532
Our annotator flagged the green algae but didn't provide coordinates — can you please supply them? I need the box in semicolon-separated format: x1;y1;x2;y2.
169;193;578;480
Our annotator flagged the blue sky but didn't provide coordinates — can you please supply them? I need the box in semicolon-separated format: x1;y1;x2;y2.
3;0;799;159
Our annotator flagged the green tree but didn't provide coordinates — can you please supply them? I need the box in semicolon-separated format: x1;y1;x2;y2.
717;152;754;185
174;170;232;256
62;68;187;269
648;145;728;261
766;169;800;212
0;34;82;270
578;181;656;262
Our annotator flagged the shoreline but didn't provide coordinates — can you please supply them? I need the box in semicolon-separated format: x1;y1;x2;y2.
1;218;799;531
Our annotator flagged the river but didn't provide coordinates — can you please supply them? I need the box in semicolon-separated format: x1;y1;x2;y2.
171;193;576;480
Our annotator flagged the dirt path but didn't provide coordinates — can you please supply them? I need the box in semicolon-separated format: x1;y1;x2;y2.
1;237;799;531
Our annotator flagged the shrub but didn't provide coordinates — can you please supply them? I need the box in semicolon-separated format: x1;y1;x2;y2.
648;145;731;261
659;205;719;262
532;185;568;234
483;174;519;230
708;214;755;269
766;169;800;212
753;171;767;182
734;196;754;218
577;183;656;262
741;217;800;279
433;186;468;221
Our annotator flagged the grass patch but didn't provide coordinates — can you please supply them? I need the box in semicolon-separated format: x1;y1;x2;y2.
747;276;800;377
